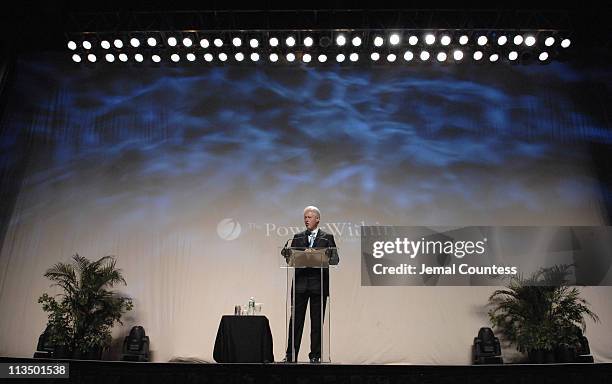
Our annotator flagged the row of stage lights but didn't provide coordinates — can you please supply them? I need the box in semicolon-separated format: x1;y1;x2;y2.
67;31;572;65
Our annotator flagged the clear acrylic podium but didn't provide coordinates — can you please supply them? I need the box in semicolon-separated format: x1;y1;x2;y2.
279;246;338;363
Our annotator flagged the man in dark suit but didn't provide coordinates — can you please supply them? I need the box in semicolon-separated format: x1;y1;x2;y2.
282;206;339;363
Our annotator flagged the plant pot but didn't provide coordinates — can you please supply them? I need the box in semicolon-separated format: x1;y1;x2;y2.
53;345;73;359
75;347;104;360
528;349;545;363
544;350;556;364
555;345;576;363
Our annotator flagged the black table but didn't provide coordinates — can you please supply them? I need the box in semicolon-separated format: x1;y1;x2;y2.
213;315;275;363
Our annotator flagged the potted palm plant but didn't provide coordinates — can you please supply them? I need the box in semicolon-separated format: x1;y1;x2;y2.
488;265;598;363
38;254;134;359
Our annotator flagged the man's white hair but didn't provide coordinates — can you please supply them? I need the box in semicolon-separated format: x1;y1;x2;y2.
303;205;321;219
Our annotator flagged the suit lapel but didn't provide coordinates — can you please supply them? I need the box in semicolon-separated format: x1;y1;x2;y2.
313;230;324;248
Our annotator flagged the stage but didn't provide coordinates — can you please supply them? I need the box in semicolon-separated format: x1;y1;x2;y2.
1;357;611;384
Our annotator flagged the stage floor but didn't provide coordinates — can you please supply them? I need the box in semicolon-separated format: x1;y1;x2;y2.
1;357;611;384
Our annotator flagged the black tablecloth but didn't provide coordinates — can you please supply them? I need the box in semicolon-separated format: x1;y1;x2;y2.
213;315;274;363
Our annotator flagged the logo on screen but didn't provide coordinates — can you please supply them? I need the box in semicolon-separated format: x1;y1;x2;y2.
217;218;242;240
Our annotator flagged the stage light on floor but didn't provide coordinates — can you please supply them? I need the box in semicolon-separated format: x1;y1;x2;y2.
135;53;144;62
473;51;483;60
409;35;418;45
119;53;128;62
67;41;77;50
352;36;362;46
387;53;396;62
318;54;327;62
441;35;451;46
425;34;435;45
525;36;536;46
147;37;157;47
101;40;111;49
214;38;223;47
83;40;92;50
370;52;380;61
269;37;279;47
420;51;430;61
200;38;209;48
403;50;414;61
336;53;345;62
349;52;359;61
286;52;295;62
130;38;140;47
497;36;507;45
187;53;196;62
336;34;346;46
437;52;447;62
105;53;115;62
561;38;571;48
113;39;123;49
459;35;468;45
250;38;259;48
152;54;161;63
489;53;499;62
538;52;549;61
389;33;400;45
303;53;311;63
235;52;244;61
508;51;518;60
204;53;213;62
183;37;193;47
233;37;242;47
544;37;555;47
477;36;488;46
71;54;81;62
286;36;296;47
453;50;463;61
168;37;178;47
473;327;503;364
219;52;228;62
121;326;150;362
304;36;313;47
87;53;97;62
250;52;259;62
374;36;384;47
514;35;523;45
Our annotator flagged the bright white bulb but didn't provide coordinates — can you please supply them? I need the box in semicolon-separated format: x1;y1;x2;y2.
489;54;499;62
477;36;487;46
251;52;260;61
459;35;468;45
214;38;223;47
183;37;193;47
71;54;81;62
336;53;345;62
453;50;463;61
269;53;279;62
389;34;400;45
118;53;128;62
232;37;242;47
403;51;414;61
420;51;430;61
269;37;279;47
437;52;447;62
152;55;161;63
250;39;259;48
187;53;196;62
497;36;507;45
286;53;295;62
441;35;451;46
87;53;96;62
561;38;571;48
100;40;110;49
539;52;549;61
199;38;209;48
218;53;228;62
371;52;380;61
113;39;123;49
134;54;144;62
374;36;383;47
147;37;157;47
168;37;178;47
235;52;244;61
318;54;327;63
171;54;180;62
82;40;92;50
105;53;115;62
304;37;313;47
473;51;483;60
352;36;362;46
303;53;312;63
425;34;435;45
387;53;396;62
349;53;359;62
68;41;77;50
525;36;536;47
204;53;213;62
544;37;555;47
409;36;418;45
514;35;524;45
336;35;346;46
130;38;140;47
286;36;296;47
508;51;518;60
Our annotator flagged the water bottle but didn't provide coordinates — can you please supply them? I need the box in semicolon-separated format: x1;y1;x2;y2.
248;297;255;315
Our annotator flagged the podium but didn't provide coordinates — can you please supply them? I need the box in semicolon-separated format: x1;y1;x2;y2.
280;246;338;363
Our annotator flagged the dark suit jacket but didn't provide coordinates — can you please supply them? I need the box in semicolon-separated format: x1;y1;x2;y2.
290;229;339;297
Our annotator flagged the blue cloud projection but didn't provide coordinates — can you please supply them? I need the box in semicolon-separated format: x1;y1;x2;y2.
1;54;611;222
